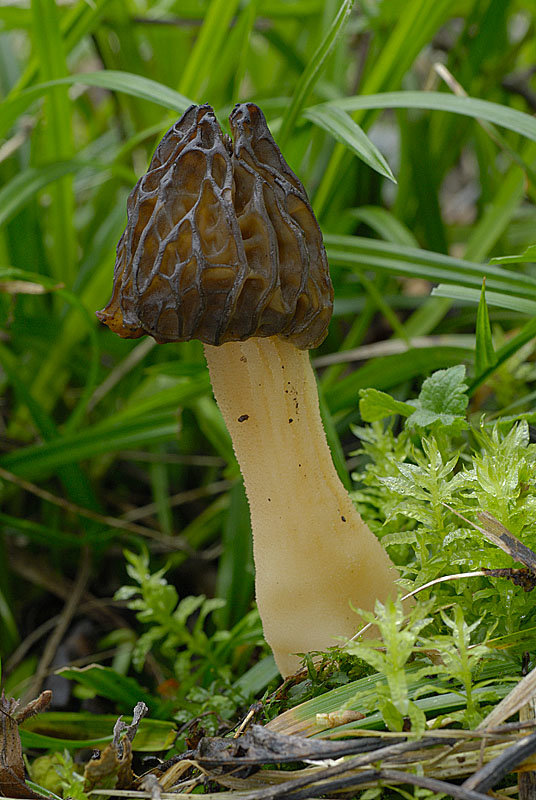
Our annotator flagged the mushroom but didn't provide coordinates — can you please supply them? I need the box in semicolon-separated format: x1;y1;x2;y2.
97;103;399;676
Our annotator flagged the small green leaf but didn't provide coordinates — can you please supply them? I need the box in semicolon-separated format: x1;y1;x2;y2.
407;365;469;429
304;106;397;183
407;700;427;735
378;697;404;731
490;243;536;264
380;530;419;547
359;388;415;422
475;280;497;378
327;346;472;414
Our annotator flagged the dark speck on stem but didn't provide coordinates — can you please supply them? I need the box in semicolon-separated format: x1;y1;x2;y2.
341;516;346;522
238;414;249;422
289;418;293;423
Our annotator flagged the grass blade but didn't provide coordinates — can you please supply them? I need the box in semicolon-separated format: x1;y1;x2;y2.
314;0;452;215
304;105;396;182
31;0;76;285
216;481;254;629
11;0;113;93
0;162;89;230
327;92;536;143
0;72;193;140
348;207;418;247
0;513;90;548
474;281;497;378
432;286;536;392
431;284;536;316
20;713;175;751
0;586;19;652
0;268;100;433
277;0;353;148
490;243;536;265
472;317;536;393
178;0;241;100
0;412;180;481
325;235;536;297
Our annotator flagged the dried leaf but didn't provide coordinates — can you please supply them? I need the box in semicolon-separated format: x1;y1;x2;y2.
191;724;406;767
138;773;163;800
477;511;536;574
316;710;366;728
112;701;148;751
0;690;51;799
0;281;63;295
463;732;536;793
84;702;148;792
445;505;536;574
482;568;536;592
84;739;133;793
14;691;52;724
480;665;536;729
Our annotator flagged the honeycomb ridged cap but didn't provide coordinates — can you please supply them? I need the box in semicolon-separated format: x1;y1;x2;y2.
96;103;333;349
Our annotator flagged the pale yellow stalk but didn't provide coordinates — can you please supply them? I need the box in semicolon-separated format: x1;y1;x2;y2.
204;336;399;676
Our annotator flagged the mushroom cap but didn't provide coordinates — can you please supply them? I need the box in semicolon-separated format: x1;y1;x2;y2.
96;103;333;349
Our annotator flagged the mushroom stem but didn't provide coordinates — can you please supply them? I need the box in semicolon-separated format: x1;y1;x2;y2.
204;335;398;676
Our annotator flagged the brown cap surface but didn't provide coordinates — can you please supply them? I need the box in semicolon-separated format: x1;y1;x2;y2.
97;103;333;349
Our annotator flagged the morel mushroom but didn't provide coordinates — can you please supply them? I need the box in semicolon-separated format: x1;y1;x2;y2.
97;103;399;675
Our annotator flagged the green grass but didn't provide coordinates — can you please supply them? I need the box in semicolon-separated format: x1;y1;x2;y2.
1;0;536;796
